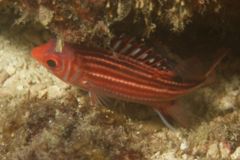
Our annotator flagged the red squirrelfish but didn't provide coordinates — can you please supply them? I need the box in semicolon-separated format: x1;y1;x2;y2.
31;36;227;128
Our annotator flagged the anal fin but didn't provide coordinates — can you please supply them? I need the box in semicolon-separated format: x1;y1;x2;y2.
153;108;176;131
153;101;195;128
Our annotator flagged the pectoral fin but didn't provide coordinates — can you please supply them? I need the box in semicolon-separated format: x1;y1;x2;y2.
88;91;115;107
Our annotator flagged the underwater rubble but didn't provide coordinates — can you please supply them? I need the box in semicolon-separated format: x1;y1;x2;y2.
0;0;240;159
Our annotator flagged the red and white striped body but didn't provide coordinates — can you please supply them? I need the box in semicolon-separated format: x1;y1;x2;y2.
70;50;198;104
31;37;227;127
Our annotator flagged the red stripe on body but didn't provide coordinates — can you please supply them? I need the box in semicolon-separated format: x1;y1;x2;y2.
83;52;197;88
79;53;198;103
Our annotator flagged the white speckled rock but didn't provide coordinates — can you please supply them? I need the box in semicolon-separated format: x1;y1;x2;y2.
231;147;240;160
180;139;189;151
207;143;219;159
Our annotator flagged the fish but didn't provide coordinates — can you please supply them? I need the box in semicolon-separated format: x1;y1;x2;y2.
31;36;228;128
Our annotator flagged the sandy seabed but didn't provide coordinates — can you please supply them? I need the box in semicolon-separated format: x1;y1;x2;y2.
0;32;240;160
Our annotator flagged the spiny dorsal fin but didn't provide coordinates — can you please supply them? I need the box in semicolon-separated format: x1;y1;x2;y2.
110;35;173;71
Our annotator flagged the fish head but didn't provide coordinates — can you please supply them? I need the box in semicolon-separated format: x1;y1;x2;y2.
31;39;75;78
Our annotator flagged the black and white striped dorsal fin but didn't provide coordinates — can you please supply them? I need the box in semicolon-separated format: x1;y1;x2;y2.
111;35;136;54
110;35;172;70
111;35;154;58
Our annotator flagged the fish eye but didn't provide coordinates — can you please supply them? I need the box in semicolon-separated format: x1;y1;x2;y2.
47;59;57;68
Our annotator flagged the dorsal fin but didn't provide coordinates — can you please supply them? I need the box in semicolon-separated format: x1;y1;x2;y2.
110;35;174;71
174;48;229;82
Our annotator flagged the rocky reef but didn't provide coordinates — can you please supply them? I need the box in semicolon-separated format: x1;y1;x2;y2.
0;0;240;159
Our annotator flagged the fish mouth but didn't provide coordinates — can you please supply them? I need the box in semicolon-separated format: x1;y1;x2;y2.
31;47;46;65
31;47;40;60
31;39;56;60
31;44;49;61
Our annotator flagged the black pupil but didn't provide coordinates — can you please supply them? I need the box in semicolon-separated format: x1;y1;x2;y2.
47;60;57;68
